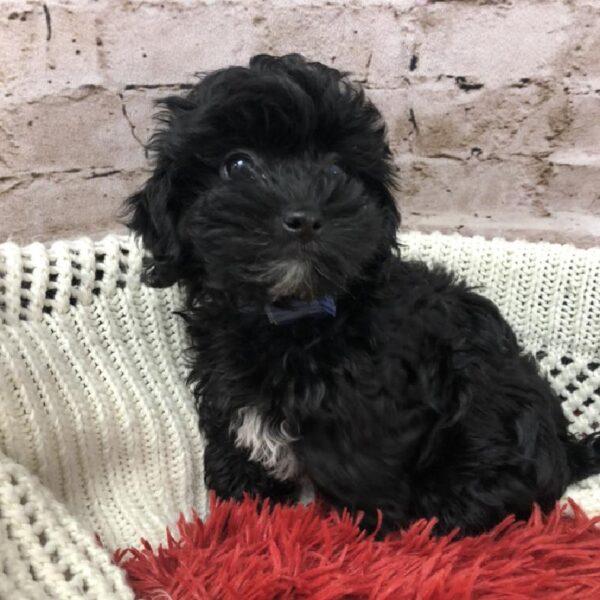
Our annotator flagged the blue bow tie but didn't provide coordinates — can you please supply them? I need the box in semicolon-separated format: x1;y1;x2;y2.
265;296;337;325
241;296;337;325
240;296;337;325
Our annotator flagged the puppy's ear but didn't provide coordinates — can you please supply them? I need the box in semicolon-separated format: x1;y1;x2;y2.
363;142;400;256
125;97;196;287
379;181;401;255
126;168;184;287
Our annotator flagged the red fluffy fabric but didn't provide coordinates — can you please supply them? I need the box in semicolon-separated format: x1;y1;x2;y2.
116;496;600;599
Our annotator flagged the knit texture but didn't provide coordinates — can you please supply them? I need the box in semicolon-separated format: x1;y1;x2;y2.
0;231;599;597
0;455;133;600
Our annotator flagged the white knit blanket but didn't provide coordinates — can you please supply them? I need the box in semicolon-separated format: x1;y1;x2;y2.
1;231;599;599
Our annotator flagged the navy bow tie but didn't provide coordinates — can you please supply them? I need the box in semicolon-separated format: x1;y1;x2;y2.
241;296;337;325
265;296;337;325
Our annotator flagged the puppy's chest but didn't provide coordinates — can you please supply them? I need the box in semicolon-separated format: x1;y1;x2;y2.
231;406;300;481
226;350;331;482
202;319;376;478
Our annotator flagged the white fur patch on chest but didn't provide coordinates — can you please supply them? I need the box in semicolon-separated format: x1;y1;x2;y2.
231;407;300;481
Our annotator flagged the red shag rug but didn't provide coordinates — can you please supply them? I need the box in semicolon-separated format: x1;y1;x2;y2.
115;496;600;600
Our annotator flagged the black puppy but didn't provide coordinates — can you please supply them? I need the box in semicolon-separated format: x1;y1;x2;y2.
126;54;600;536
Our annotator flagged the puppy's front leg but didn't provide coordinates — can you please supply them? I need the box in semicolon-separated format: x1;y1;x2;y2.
202;418;300;504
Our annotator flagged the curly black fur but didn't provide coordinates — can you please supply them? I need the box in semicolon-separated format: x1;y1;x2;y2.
126;53;600;536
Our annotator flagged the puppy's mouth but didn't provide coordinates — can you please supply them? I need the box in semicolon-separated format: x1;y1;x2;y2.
263;259;316;301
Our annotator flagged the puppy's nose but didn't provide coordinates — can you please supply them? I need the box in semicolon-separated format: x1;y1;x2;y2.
282;211;322;238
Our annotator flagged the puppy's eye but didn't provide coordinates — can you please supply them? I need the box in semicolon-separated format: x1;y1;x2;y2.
326;164;344;178
221;153;256;181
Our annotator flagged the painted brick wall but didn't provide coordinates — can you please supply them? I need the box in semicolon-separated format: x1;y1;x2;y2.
1;0;599;246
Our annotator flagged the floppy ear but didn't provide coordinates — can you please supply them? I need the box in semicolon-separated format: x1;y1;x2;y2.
382;182;401;228
124;97;198;288
363;140;400;257
378;179;401;256
125;167;184;287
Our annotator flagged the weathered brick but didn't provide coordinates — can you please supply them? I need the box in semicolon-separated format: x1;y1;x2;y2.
242;4;374;80
416;2;574;89
364;89;414;153
99;3;262;85
0;168;143;243
1;2;103;99
568;2;600;81
403;210;600;248
543;162;600;213
404;84;572;158
395;154;536;214
120;87;178;149
0;88;144;177
1;0;599;246
550;95;600;154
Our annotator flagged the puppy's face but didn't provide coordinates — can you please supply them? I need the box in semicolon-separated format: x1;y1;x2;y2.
127;54;399;301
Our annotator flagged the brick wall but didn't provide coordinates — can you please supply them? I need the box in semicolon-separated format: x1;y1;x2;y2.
1;0;599;246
